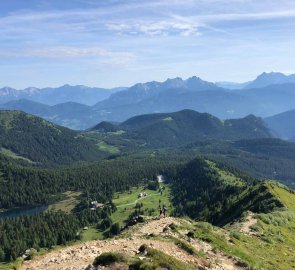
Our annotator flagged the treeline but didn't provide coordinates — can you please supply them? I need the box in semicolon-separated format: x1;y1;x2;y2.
0;206;113;262
0;152;186;209
0;211;80;261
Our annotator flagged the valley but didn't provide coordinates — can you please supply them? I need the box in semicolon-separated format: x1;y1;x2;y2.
2;0;295;269
1;133;295;270
1;75;295;270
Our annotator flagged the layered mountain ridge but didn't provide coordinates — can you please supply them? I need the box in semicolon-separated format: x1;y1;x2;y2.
1;72;295;131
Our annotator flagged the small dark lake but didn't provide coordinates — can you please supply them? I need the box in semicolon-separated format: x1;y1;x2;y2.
0;205;48;220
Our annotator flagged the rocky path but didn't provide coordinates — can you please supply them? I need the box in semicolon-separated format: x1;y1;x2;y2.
239;212;257;235
20;217;246;270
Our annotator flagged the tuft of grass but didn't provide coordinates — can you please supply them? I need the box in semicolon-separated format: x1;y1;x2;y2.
142;247;196;270
194;222;213;232
173;239;197;255
230;231;242;241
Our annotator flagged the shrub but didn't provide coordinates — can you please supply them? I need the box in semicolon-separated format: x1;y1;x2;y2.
98;217;112;230
195;222;213;231
230;231;242;240
139;244;148;254
250;224;263;233
93;252;126;266
169;223;177;231
186;231;195;238
110;222;120;236
129;260;155;270
260;236;274;244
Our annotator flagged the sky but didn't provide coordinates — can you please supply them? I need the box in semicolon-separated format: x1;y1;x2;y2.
1;0;295;89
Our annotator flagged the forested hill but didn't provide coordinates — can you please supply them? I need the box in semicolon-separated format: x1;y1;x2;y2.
92;109;272;147
169;157;285;226
0;110;105;165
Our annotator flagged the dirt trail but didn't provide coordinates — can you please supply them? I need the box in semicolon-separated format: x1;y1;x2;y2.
20;217;245;270
240;212;257;235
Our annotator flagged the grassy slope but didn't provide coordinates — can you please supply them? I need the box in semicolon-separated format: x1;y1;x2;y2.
185;183;295;270
268;182;295;211
81;226;103;242
206;160;246;187
240;184;295;270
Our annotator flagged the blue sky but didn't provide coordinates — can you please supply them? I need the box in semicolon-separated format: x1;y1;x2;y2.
1;0;295;88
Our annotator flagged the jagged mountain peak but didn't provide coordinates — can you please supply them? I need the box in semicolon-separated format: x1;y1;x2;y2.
244;71;295;89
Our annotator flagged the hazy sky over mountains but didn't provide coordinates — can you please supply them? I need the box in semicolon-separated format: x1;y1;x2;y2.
1;0;295;88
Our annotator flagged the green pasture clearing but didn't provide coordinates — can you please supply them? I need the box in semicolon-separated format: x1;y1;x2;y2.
206;160;246;187
48;191;82;213
109;130;126;135
80;226;104;242
0;148;34;163
96;141;120;154
162;117;173;121
112;184;173;226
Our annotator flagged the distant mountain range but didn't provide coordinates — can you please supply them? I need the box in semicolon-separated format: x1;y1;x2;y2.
91;78;295;124
0;84;125;106
217;72;295;89
244;72;295;89
1;72;295;131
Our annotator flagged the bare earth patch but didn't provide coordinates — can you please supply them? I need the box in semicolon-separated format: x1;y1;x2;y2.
239;212;257;235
